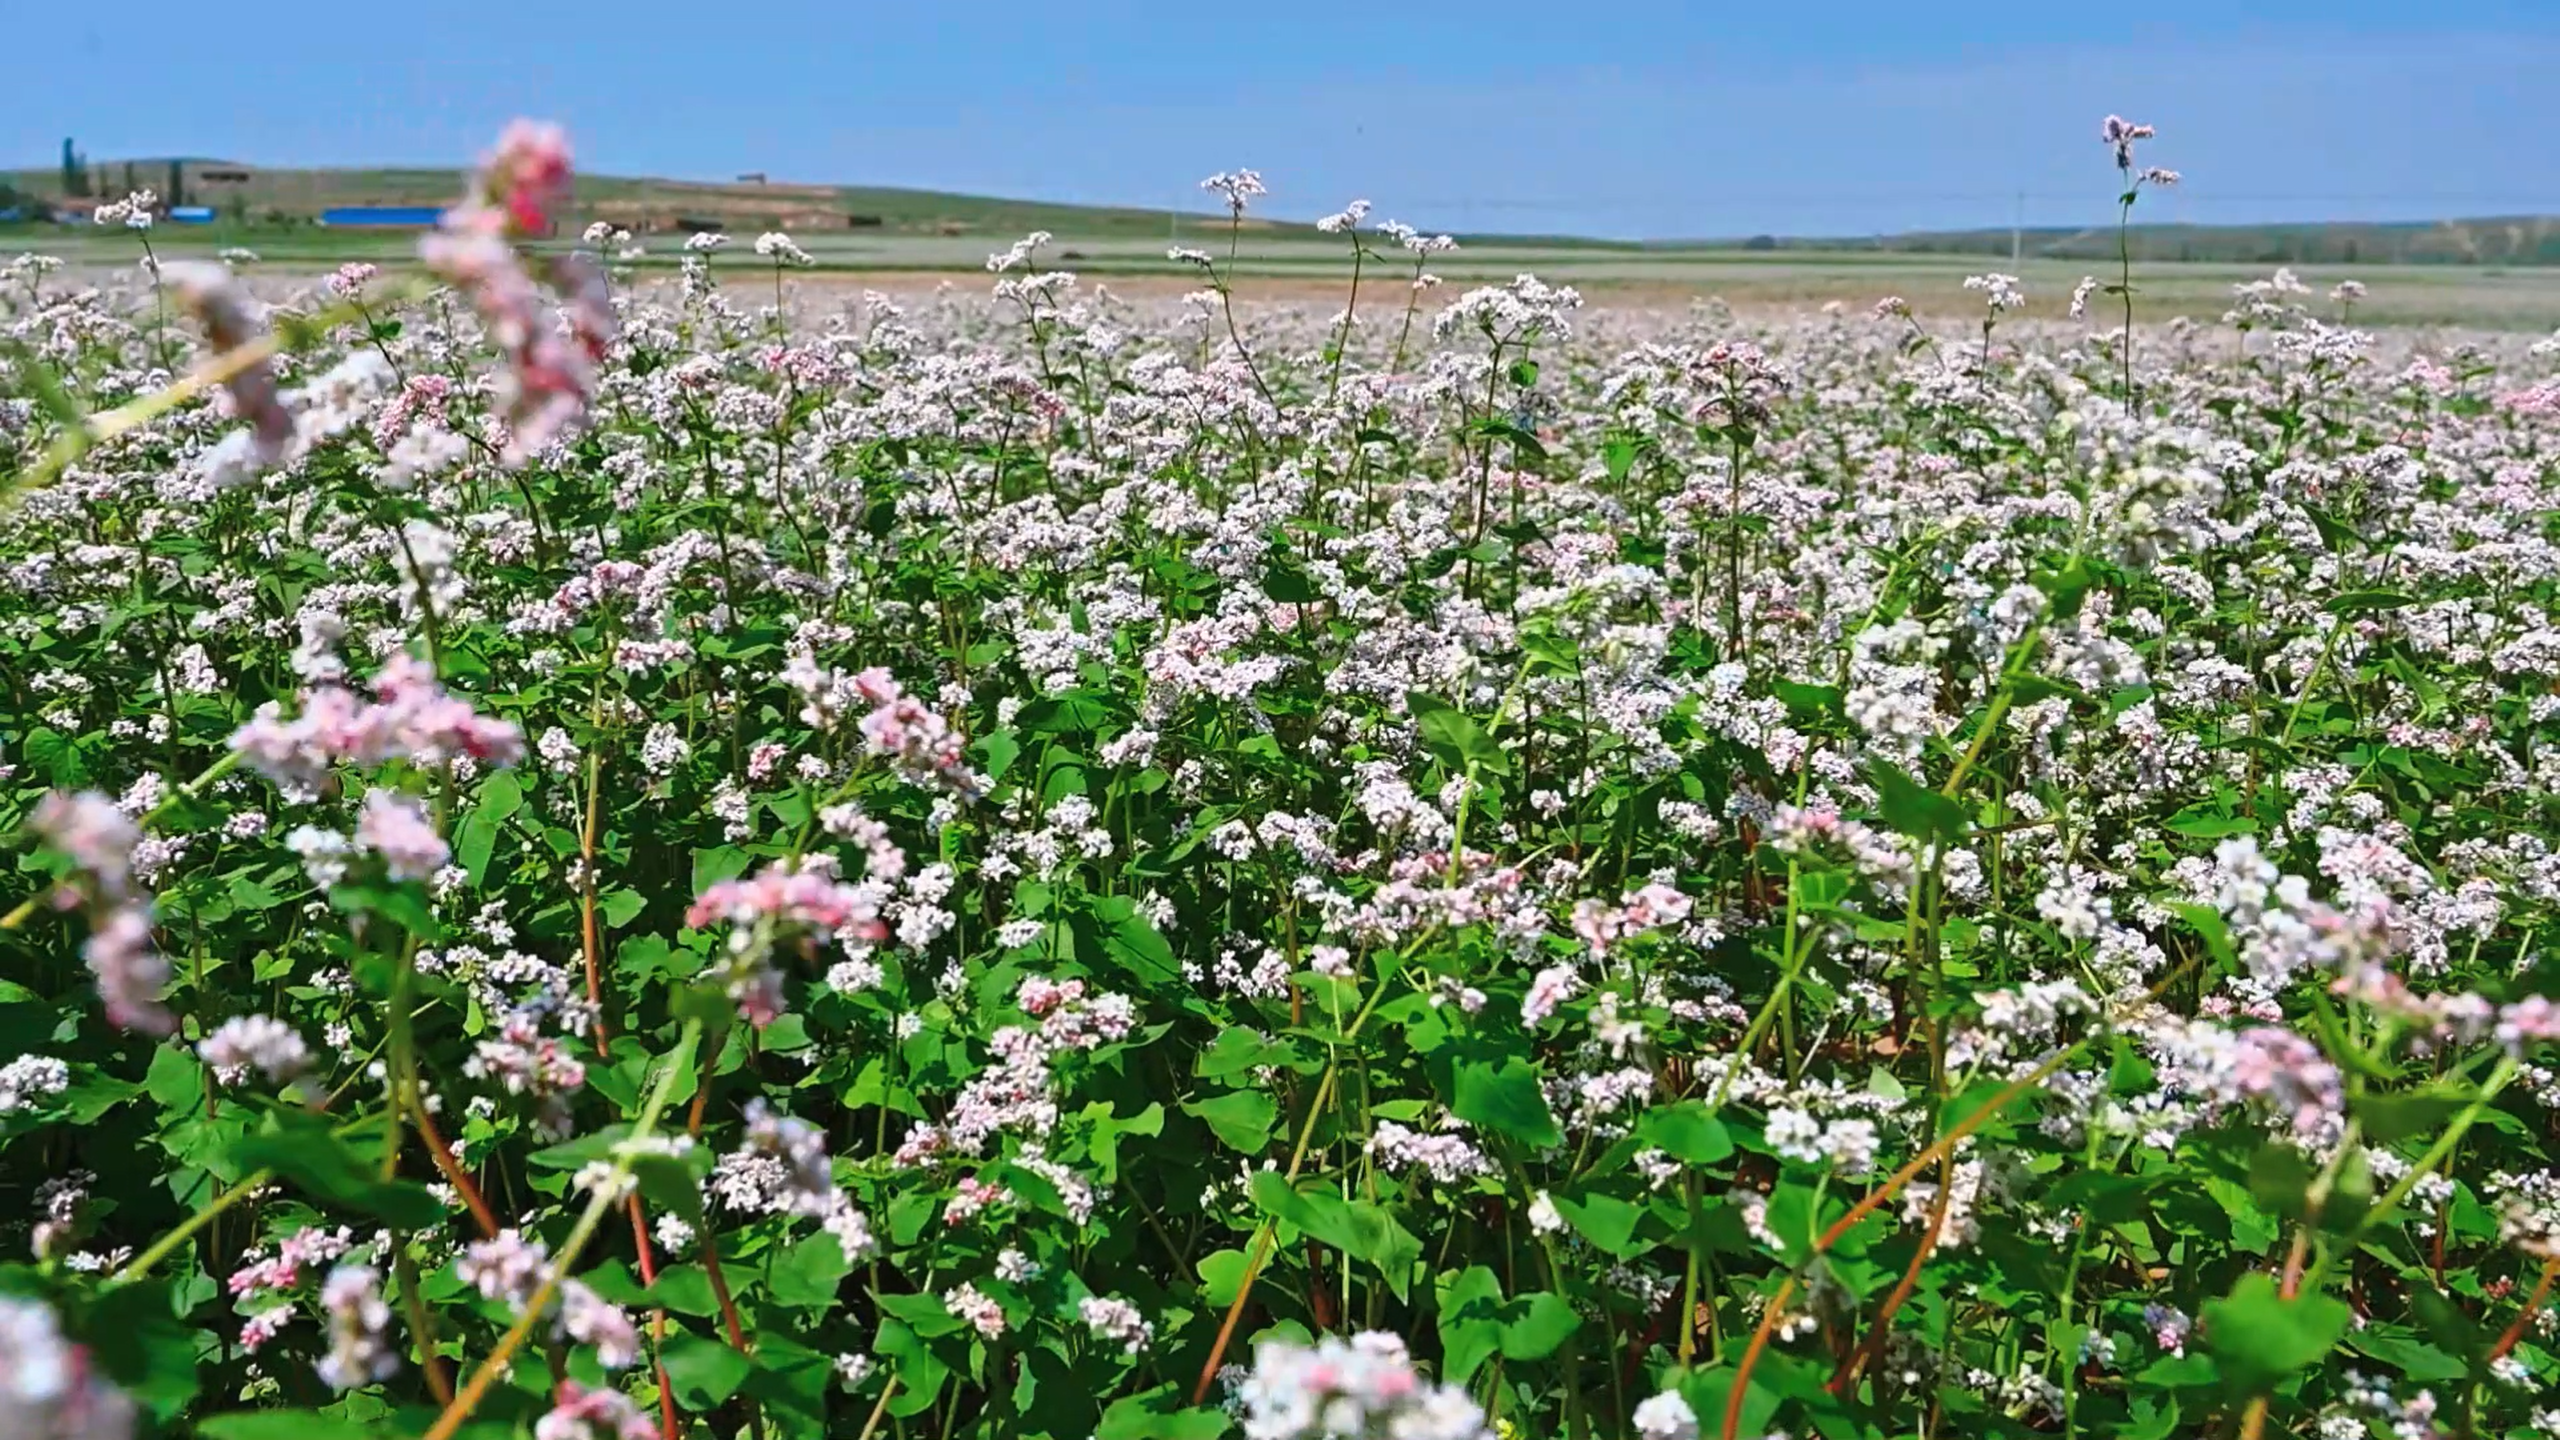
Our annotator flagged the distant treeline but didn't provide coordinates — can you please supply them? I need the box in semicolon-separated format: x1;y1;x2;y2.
1745;216;2560;267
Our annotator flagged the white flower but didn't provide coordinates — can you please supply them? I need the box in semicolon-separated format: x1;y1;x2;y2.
1634;1388;1699;1440
1527;1190;1566;1235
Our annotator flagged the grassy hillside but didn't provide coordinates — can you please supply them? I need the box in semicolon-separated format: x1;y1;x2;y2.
19;161;2560;268
4;161;1328;241
1762;215;2560;267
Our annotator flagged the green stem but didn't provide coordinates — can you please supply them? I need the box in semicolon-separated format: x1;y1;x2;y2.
422;1018;705;1440
117;1168;273;1281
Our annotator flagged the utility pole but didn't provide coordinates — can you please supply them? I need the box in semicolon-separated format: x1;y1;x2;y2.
2011;190;2023;267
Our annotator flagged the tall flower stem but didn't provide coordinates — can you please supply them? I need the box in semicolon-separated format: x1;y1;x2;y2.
420;1017;704;1440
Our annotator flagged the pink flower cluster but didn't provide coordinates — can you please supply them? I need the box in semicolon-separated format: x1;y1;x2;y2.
1569;881;1693;957
1017;976;1139;1050
2100;114;2156;169
230;653;524;792
228;1225;356;1296
945;1175;1014;1226
165;261;295;462
535;1381;656;1440
419;120;615;465
29;791;140;905
686;859;894;1025
2227;1026;2345;1136
465;1014;588;1136
355;789;449;882
29;790;170;1034
782;657;978;794
370;373;454;448
685;859;890;942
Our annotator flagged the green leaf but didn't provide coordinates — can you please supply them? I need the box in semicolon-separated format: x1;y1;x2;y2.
226;873;287;912
2202;1272;2351;1391
1019;692;1114;734
2353;1090;2468;1145
1096;896;1182;985
2325;589;2416;614
1184;1091;1277;1154
1640;1102;1734;1163
2169;902;2239;974
2347;1330;2470;1382
663;1332;752;1407
229;1115;442;1228
1498;1290;1581;1360
1681;1364;1780;1440
326;881;441;940
1196;1027;1305;1081
1435;1265;1503;1384
1771;680;1843;721
1095;1387;1233;1440
2245;1144;2316;1221
598;888;645;929
765;1234;853;1309
976;728;1024;782
79;1280;201;1417
2123;1397;2181;1440
1197;1248;1252;1308
454;771;524;882
1551;1192;1644;1256
2039;555;2101;619
1868;760;1967;844
2007;674;2091;705
1247;1174;1423;1294
1408;693;1512;777
198;1414;379;1440
1601;433;1642;483
1453;1058;1559;1148
648;1264;721;1317
2302;503;2361;552
691;845;753;895
2162;807;2257;839
876;1290;966;1338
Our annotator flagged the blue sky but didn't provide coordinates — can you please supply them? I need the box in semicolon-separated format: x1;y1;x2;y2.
8;1;2556;239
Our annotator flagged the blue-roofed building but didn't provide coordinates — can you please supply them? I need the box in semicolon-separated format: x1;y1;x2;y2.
320;206;445;228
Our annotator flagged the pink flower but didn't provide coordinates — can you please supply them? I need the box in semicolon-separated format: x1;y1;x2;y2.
29;791;140;903
2227;1026;2342;1135
1521;964;1580;1028
2100;114;2157;168
483;120;573;239
945;1175;1013;1226
231;653;523;791
355;789;449;882
421;120;614;466
558;1281;638;1369
164;261;294;462
536;1381;656;1440
685;860;889;942
325;262;379;300
86;903;171;1035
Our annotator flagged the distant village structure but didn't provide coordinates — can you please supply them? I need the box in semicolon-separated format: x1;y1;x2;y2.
14;140;890;235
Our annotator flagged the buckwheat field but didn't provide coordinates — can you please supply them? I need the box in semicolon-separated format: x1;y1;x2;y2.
8;118;2560;1440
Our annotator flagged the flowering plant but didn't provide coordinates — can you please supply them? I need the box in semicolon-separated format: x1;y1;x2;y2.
4;116;2560;1440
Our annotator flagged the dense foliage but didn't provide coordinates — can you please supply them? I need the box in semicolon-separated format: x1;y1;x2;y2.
10;126;2560;1440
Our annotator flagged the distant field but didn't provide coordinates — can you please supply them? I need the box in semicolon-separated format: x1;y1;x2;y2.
12;221;2560;330
4;163;1334;242
13;161;2560;328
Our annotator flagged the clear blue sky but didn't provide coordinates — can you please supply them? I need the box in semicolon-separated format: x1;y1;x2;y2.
8;1;2556;239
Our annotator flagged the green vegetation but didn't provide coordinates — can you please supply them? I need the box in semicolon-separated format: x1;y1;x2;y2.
1768;214;2560;267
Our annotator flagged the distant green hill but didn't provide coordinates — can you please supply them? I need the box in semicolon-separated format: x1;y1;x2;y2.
16;160;2560;265
1749;216;2560;267
3;161;1327;241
